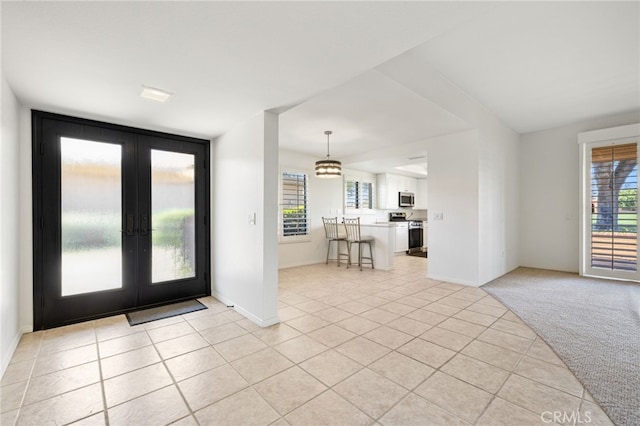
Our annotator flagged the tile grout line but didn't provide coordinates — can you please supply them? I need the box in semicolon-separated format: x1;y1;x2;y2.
227;290;587;426
197;322;288;425
281;276;548;425
10;326;104;426
374;319;490;425
287;291;467;424
469;325;538;425
8;259;613;426
94;325;111;426
146;324;201;426
283;319;388;423
177;306;294;424
9;332;43;426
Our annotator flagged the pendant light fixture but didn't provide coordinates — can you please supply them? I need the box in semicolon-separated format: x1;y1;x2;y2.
315;130;342;178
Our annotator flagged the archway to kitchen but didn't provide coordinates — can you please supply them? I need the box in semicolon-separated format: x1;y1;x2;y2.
277;124;484;286
275;60;520;287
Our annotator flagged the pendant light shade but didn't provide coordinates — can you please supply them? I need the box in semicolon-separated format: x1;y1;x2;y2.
315;130;342;178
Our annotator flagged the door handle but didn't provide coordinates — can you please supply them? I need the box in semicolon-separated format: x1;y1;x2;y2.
125;213;135;236
140;214;149;236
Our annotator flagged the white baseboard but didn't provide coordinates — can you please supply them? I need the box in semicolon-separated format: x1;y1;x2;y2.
427;273;481;287
235;304;280;328
211;290;280;328
1;329;23;380
210;289;234;309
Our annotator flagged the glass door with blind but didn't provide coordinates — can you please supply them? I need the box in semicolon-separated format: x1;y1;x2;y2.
33;111;209;329
585;142;639;280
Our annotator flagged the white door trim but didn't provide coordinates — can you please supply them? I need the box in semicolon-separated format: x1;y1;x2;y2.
578;123;640;281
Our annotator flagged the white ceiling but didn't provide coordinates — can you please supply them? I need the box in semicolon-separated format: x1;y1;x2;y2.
278;70;472;158
407;1;640;134
1;1;490;139
2;1;639;175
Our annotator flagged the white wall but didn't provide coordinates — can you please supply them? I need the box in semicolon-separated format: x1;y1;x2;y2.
520;111;640;272
1;72;22;377
278;149;344;269
478;124;520;283
425;130;481;285
211;111;279;326
378;52;521;285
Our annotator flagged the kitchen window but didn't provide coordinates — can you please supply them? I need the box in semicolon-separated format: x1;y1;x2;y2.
345;177;374;210
281;171;309;237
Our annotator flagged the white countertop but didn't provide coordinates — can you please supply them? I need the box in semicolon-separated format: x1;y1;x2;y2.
376;220;427;225
363;222;397;228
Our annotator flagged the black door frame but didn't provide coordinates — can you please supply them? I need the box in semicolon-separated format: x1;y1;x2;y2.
32;110;211;329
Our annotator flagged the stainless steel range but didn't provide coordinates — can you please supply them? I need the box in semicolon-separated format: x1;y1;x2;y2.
407;220;424;254
389;212;407;222
389;212;424;254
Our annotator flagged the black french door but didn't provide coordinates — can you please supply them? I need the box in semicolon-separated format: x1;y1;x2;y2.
33;111;210;329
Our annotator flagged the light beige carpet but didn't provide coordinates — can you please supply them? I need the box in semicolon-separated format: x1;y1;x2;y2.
483;268;640;426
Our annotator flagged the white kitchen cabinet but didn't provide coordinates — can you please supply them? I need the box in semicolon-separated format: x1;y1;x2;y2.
399;175;417;194
377;173;418;210
395;222;408;253
415;179;428;210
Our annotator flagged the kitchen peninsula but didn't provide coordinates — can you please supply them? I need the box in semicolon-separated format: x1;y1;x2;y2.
354;222;397;270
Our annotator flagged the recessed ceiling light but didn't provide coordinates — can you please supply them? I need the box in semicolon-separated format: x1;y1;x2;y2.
140;85;173;102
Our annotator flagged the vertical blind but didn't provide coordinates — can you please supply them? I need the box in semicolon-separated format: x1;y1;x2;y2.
590;143;638;271
282;172;308;236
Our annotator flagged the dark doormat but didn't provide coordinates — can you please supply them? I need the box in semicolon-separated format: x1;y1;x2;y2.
408;251;428;258
126;300;207;326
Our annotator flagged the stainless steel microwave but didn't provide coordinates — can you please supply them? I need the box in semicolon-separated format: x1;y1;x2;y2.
399;192;415;207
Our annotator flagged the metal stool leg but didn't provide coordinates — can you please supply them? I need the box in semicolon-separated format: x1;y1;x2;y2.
356;241;373;271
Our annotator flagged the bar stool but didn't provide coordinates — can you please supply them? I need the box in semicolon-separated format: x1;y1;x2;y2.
343;217;374;271
322;217;349;266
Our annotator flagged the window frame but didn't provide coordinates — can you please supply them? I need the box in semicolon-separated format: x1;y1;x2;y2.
578;123;640;282
343;175;376;214
279;169;311;243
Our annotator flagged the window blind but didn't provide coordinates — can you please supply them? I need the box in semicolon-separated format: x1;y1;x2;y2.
282;172;308;237
345;180;358;209
590;143;638;271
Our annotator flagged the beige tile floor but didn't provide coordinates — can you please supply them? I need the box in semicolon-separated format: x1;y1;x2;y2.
1;256;614;426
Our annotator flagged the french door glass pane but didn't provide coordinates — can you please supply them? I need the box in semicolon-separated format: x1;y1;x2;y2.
61;138;122;296
590;143;638;271
151;150;196;283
